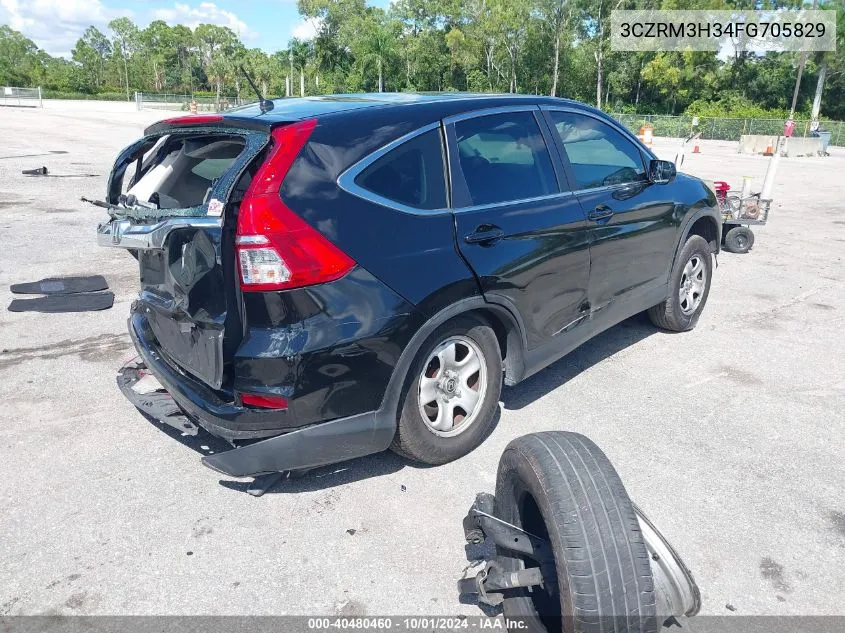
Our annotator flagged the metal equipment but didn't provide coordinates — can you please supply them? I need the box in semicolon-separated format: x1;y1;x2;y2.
458;432;701;632
713;181;772;255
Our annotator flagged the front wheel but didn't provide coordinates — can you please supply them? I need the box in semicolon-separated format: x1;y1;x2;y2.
648;235;713;332
390;315;502;465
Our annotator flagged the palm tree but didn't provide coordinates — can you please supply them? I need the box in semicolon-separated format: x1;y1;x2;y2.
359;19;397;92
289;39;312;96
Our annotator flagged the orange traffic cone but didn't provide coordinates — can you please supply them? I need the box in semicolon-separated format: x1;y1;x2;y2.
763;145;773;156
692;144;701;154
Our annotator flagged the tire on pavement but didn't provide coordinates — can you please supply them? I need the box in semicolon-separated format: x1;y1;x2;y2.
390;315;502;465
648;234;713;332
495;432;658;633
723;226;754;254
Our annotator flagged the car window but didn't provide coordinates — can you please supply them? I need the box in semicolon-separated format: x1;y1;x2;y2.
454;111;557;206
549;111;647;190
191;158;235;181
355;128;447;210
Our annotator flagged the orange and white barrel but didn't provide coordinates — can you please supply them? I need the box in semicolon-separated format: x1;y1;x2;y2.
637;124;654;147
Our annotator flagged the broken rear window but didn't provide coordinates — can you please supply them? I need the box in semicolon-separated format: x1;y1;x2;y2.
127;135;245;210
107;128;268;220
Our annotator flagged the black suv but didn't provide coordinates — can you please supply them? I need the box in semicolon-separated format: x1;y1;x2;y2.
98;93;720;477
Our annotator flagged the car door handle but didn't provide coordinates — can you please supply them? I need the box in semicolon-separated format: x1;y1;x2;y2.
465;226;505;245
588;204;614;222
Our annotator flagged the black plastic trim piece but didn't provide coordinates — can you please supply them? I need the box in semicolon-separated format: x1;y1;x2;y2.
201;410;394;477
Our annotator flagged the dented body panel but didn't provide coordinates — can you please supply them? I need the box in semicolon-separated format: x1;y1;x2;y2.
128;265;419;440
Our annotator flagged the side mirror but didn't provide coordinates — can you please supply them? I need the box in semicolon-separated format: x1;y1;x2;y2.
649;159;676;184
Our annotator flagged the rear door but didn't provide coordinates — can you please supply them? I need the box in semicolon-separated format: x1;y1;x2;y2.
101;126;268;390
447;106;591;349
541;108;677;313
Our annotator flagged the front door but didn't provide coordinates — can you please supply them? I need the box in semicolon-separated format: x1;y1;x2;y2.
542;108;677;314
447;107;591;350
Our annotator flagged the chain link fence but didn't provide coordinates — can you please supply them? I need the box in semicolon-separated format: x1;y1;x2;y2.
1;86;43;108
135;92;243;113
611;113;844;147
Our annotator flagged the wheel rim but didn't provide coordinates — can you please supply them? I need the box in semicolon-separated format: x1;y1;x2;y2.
678;254;707;315
736;234;748;249
417;335;487;437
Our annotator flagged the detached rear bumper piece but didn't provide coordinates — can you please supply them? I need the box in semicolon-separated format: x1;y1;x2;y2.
124;312;396;477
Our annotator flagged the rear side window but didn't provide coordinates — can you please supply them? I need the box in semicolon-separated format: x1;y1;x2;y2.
454;112;557;206
355;128;447;210
549;111;647;190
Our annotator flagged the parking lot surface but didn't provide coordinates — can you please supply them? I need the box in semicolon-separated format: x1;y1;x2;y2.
0;104;843;616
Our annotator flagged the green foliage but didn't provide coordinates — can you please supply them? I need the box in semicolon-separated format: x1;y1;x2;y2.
685;93;791;119
0;0;843;122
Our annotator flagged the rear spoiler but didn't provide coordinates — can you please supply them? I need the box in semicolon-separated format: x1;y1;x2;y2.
144;114;276;137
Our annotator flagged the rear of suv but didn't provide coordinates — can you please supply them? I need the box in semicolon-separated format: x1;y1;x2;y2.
98;94;721;477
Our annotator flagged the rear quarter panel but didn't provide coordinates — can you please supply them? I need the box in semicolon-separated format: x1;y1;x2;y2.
280;106;481;316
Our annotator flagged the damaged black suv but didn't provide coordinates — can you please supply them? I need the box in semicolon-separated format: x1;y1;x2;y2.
98;93;721;477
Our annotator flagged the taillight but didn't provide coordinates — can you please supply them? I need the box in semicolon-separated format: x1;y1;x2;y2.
240;393;289;409
236;119;355;292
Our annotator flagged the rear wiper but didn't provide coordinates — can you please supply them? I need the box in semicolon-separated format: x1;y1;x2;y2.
81;196;122;215
239;65;274;114
82;194;160;219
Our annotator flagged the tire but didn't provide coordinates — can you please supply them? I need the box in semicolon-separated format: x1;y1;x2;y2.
647;235;712;332
723;226;754;254
390;315;502;465
495;432;657;633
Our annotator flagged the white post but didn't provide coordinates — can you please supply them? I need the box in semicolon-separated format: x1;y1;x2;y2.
811;63;826;124
760;139;781;200
37;86;42;108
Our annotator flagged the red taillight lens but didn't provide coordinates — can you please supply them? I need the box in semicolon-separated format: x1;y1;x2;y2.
236;118;355;292
162;114;224;126
240;393;289;409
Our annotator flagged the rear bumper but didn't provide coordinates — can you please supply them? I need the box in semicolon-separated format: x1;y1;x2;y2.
129;311;292;440
126;312;397;476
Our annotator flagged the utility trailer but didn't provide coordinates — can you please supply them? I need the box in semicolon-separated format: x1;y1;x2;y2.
713;181;772;254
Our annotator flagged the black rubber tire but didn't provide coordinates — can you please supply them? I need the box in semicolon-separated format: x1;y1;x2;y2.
390;315;502;465
723;226;754;254
495;432;657;633
647;235;712;332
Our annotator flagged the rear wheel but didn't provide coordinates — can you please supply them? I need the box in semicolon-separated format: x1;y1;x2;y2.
723;226;754;254
648;235;712;332
391;316;502;465
496;432;657;633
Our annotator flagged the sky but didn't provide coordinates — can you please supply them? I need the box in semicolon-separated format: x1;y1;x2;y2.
0;0;392;58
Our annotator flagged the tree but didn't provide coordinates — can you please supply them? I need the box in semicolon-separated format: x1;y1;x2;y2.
1;1;844;123
288;39;312;96
140;21;173;92
537;0;571;96
245;48;272;97
194;24;238;106
0;26;40;86
352;13;398;92
71;27;112;92
108;17;139;101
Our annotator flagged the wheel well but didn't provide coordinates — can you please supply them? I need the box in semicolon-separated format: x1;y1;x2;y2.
466;308;524;385
686;215;720;252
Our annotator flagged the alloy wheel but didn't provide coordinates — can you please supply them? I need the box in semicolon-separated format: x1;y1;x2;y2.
678;254;707;315
418;335;488;437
